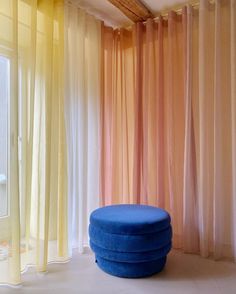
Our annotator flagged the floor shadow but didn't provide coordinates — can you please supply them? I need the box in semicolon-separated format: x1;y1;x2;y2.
147;250;236;281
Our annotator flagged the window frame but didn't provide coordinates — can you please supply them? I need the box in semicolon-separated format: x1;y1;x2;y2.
0;50;11;218
0;46;14;241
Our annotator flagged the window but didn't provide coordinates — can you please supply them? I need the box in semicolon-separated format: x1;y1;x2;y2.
0;55;10;218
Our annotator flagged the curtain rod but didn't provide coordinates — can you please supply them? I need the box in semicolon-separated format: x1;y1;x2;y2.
152;1;199;20
122;1;198;30
123;0;216;28
147;0;215;21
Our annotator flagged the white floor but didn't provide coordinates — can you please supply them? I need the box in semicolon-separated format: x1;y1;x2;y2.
0;250;236;294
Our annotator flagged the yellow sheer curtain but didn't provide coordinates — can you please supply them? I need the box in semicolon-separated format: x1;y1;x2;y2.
0;0;68;285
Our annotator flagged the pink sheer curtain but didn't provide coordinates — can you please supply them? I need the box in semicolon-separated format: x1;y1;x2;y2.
100;0;236;260
100;26;135;205
131;14;186;249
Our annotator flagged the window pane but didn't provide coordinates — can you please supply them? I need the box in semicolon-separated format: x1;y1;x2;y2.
0;56;9;217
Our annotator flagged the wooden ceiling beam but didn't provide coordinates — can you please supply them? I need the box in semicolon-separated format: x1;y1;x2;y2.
107;0;154;22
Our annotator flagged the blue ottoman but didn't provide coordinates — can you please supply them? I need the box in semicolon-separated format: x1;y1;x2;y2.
89;204;172;278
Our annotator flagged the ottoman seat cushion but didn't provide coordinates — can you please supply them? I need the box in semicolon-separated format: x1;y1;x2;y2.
89;224;172;252
90;204;171;235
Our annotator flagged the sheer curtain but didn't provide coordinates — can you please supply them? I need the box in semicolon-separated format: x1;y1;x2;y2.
101;10;186;249
100;26;135;205
185;0;236;259
0;0;68;285
231;0;236;261
196;0;235;259
101;0;236;260
64;1;101;253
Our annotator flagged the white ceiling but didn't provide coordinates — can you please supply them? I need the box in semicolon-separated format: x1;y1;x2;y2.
142;0;187;13
72;0;188;27
72;0;131;27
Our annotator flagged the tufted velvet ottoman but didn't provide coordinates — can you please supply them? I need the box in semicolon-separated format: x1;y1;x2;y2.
89;204;172;278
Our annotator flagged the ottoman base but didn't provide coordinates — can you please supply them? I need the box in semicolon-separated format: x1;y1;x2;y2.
96;255;167;278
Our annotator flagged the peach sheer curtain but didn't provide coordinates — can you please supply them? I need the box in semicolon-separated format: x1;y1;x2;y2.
100;0;236;260
100;27;135;205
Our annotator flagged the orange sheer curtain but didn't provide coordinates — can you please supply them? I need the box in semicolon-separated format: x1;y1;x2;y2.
100;26;135;205
100;0;236;260
131;14;186;249
101;12;187;249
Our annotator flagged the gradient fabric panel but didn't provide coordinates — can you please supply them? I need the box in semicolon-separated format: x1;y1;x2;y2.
100;0;236;260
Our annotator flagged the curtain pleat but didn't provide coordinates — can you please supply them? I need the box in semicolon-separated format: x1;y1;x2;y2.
231;0;236;262
166;11;186;249
101;26;134;204
64;2;101;253
133;22;144;204
183;6;199;253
